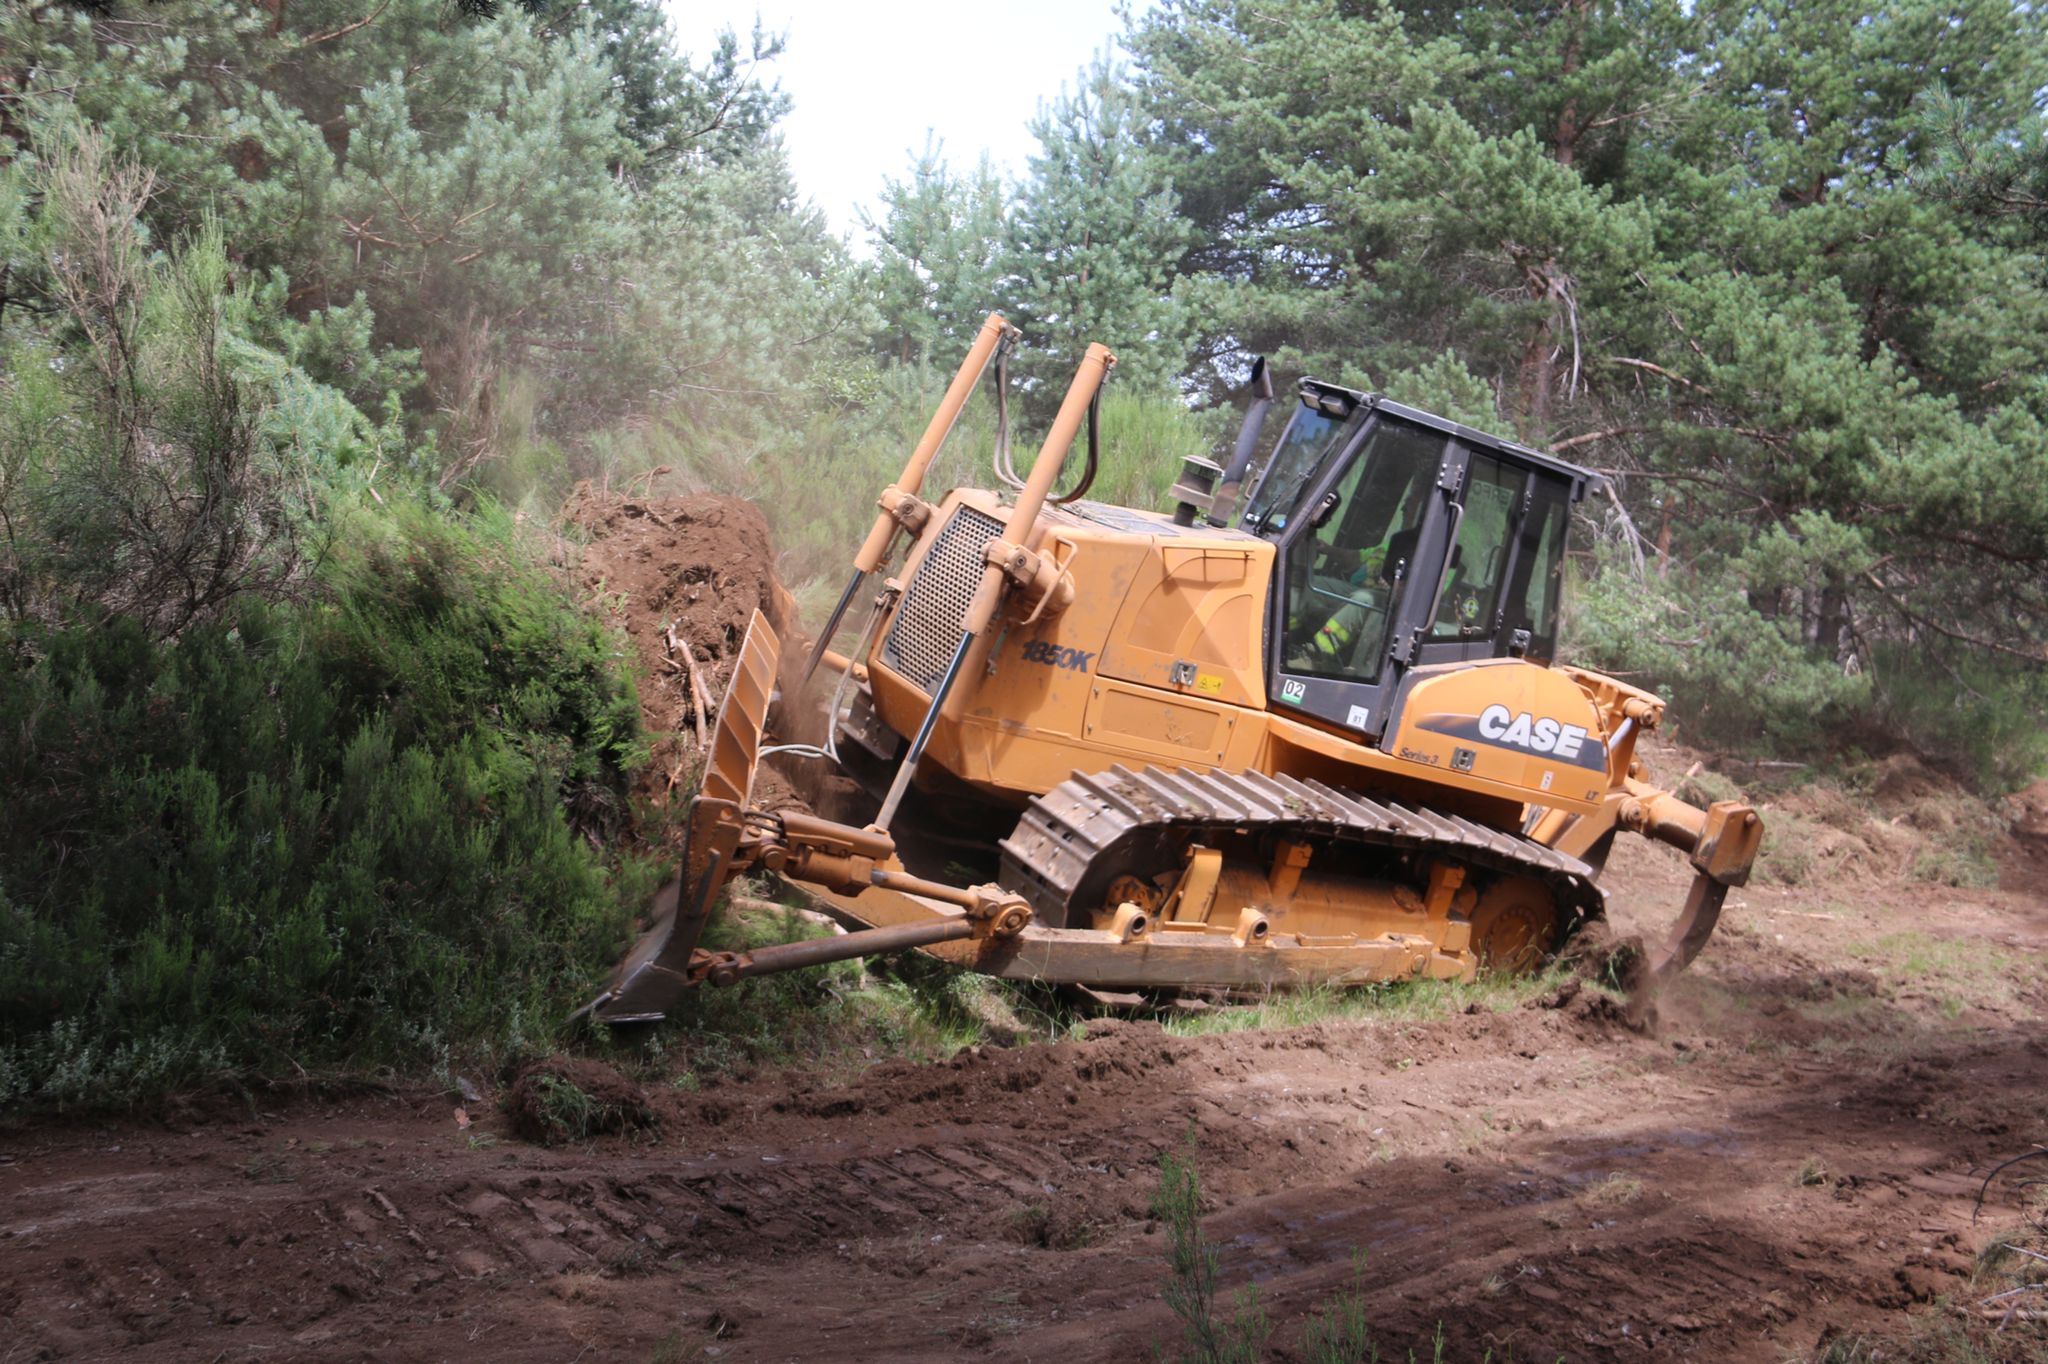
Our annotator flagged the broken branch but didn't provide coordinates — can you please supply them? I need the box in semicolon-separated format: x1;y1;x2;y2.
664;622;712;746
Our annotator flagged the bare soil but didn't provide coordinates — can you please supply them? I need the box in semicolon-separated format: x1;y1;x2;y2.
2007;779;2048;886
562;485;796;817
3;825;2042;1362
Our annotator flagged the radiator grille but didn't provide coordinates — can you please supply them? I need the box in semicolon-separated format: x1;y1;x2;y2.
880;504;1004;693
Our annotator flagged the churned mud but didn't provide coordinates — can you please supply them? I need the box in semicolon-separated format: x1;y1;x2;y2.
561;485;796;817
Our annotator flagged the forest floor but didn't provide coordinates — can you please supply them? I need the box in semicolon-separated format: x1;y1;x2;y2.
3;796;2044;1363
4;494;2045;1362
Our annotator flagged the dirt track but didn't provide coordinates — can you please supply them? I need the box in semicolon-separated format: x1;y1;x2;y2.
3;833;2044;1362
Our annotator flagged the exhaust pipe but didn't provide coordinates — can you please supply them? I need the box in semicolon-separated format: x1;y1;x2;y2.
1208;356;1274;526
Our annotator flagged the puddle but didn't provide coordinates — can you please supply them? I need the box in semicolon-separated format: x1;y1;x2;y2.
1225;1210;1439;1283
1551;1126;1745;1181
1475;1126;1747;1206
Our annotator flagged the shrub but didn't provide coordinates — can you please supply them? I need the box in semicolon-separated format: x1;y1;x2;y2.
1;135;312;643
1153;1140;1270;1364
1300;1256;1378;1364
1868;642;2048;795
1566;547;1871;760
0;500;647;1107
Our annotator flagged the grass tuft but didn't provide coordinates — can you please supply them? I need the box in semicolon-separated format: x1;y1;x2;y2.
1580;1172;1645;1208
1909;845;2001;889
1159;970;1565;1041
1302;1253;1379;1364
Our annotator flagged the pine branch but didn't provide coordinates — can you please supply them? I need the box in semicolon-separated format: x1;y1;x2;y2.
298;0;392;47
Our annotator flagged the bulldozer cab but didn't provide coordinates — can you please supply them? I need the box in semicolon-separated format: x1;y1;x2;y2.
1241;381;1596;741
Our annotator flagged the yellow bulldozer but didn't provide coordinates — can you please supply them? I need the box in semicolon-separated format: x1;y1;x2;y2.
586;315;1762;1022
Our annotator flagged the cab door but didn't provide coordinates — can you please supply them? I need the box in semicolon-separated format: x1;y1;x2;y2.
1262;415;1466;740
1411;457;1574;669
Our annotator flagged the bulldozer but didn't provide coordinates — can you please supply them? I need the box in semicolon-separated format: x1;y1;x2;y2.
586;314;1762;1022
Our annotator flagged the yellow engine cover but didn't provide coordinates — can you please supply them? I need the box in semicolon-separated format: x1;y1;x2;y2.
862;490;1616;823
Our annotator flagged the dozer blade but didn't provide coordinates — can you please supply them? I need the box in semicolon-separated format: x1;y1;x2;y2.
582;611;781;1023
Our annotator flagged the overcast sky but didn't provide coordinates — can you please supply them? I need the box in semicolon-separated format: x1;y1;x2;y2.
663;1;1132;242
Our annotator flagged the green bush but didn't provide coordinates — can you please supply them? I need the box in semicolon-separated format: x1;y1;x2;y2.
0;501;648;1107
1867;642;2048;795
1566;546;1873;760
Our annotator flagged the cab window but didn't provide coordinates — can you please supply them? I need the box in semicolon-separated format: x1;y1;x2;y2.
1500;474;1569;656
1280;421;1447;684
1430;454;1525;640
1243;405;1361;533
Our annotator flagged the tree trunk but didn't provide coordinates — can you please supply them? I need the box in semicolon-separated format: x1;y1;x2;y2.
1815;576;1849;661
1517;0;1591;442
1517;259;1570;441
1553;0;1588;168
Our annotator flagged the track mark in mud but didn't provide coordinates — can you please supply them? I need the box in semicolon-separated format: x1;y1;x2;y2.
310;1131;1087;1291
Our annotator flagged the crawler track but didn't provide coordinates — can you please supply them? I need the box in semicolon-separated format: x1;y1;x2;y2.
998;765;1604;932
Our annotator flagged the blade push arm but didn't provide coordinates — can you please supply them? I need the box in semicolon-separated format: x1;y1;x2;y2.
683;810;1032;987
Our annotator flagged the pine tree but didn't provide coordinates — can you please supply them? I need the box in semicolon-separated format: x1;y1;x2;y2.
862;139;1010;365
1125;0;2048;777
0;0;843;466
1003;50;1195;396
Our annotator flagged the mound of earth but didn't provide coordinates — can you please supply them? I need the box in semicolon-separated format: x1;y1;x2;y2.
562;484;796;819
504;1057;655;1145
2007;777;2048;883
1658;738;2037;890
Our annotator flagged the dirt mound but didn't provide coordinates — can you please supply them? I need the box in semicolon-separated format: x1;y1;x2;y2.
2006;778;2048;884
562;485;793;816
1677;741;2034;891
504;1058;655;1145
1555;919;1646;992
